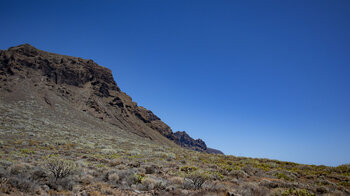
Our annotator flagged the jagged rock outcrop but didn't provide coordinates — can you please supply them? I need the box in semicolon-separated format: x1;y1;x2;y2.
173;131;207;151
0;44;222;154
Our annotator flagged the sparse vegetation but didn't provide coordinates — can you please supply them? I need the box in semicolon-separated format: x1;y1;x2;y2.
0;120;349;195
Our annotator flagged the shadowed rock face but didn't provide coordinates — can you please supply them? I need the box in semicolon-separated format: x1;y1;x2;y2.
0;44;223;154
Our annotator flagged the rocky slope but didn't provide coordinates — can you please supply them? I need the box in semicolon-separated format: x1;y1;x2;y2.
0;44;222;154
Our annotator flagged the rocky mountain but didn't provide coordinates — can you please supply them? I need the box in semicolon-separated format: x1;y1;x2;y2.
1;44;349;196
0;44;222;154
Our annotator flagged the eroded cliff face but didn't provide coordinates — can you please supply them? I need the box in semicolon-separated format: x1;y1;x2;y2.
0;44;222;154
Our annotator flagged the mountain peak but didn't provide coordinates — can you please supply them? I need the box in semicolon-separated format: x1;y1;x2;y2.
14;43;35;48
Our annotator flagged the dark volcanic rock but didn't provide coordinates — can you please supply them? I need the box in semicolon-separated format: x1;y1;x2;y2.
206;148;224;154
0;44;222;154
173;131;207;151
172;131;223;154
4;44;118;89
134;106;173;138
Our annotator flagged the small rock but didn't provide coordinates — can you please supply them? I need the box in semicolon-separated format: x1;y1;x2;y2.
181;190;189;195
134;190;141;193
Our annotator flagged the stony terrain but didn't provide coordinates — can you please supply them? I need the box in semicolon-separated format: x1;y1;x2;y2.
0;44;349;195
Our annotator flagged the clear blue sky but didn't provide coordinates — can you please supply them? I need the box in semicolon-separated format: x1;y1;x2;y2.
1;0;349;166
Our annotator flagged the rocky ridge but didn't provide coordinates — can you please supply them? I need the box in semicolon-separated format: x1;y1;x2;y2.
0;44;222;154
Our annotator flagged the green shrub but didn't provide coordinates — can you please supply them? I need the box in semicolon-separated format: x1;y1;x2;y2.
282;188;315;196
210;171;224;181
133;173;145;184
338;181;350;186
336;164;350;174
20;149;34;155
219;164;233;174
180;166;198;174
274;172;294;181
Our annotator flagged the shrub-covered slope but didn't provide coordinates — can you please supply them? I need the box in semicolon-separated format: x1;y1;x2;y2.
0;116;349;195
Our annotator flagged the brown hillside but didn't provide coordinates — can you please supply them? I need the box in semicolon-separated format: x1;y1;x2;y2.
0;44;221;154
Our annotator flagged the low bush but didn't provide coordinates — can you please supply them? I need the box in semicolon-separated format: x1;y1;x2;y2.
9;163;32;175
108;173;120;184
7;176;36;192
336;164;350;173
338;180;350;186
230;169;248;178
210;171;224;181
101;148;117;155
141;177;158;190
168;176;184;185
274;172;294;181
47;176;75;191
133;173;145;184
203;181;229;192
145;164;159;174
283;188;315;196
237;182;269;196
114;169;143;186
31;168;47;181
179;166;198;174
184;170;209;189
46;157;78;180
79;174;93;185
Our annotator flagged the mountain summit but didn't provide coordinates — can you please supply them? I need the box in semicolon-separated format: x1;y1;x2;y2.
0;44;222;154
